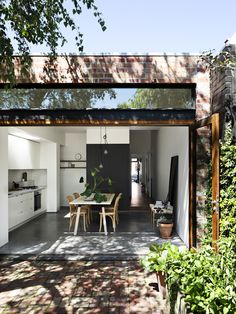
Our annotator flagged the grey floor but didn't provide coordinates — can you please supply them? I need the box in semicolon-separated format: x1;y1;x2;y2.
0;208;184;260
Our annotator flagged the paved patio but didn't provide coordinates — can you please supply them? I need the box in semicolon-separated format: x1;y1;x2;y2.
0;259;168;314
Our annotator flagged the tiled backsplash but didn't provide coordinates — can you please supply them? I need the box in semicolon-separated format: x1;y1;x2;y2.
8;169;47;189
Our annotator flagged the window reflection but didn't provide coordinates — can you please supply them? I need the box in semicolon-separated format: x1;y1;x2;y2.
0;88;194;109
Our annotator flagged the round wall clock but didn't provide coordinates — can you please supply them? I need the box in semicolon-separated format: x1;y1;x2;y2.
74;153;82;160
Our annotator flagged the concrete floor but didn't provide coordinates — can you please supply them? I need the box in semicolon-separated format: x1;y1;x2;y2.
0;208;183;260
0;183;184;259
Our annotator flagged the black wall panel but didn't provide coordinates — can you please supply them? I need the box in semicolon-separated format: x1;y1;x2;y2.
86;144;130;210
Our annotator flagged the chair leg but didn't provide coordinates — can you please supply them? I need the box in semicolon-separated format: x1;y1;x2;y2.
83;214;86;231
87;210;90;224
89;208;92;222
69;215;75;231
116;212;119;224
69;216;72;231
86;212;89;227
112;216;116;232
108;215;116;232
99;215;103;232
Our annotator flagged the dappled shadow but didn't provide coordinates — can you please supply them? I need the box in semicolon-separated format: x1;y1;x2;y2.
0;209;185;259
0;259;167;313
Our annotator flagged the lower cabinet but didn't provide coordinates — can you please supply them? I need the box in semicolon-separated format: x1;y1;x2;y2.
9;192;34;230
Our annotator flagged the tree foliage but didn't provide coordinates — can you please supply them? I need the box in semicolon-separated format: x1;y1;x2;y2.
0;88;116;109
200;48;236;70
117;88;193;109
0;0;106;83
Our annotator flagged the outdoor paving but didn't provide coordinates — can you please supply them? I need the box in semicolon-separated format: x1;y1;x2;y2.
0;259;168;314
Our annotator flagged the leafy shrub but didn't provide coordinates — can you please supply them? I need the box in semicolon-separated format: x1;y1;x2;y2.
141;125;236;313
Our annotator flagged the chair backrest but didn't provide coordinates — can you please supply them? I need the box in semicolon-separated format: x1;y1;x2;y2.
66;195;76;212
114;193;122;211
73;192;80;199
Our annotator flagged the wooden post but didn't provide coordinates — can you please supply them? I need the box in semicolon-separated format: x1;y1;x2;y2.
211;113;220;250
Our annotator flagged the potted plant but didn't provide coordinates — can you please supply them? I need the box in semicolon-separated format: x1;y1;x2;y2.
140;243;181;300
81;167;113;203
157;213;174;239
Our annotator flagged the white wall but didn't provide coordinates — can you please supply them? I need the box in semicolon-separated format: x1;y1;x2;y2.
60;132;87;206
156;127;189;246
0;129;8;246
87;127;130;144
8;135;40;169
61;132;86;160
40;142;60;212
8;127;65;145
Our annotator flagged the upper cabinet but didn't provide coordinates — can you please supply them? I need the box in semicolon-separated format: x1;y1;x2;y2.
8;135;40;169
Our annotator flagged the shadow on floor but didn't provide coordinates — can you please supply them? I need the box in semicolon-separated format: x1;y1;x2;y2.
0;208;184;260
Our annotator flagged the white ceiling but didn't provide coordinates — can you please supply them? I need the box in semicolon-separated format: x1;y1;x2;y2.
7;125;163;142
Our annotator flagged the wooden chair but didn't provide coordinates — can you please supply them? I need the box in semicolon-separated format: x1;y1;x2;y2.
73;192;92;223
99;193;122;232
66;195;88;232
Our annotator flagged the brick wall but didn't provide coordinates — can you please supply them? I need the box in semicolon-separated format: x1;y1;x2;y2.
211;44;236;114
9;54;210;119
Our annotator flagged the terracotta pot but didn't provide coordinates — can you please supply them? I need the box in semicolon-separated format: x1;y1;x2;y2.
156;271;166;299
159;223;173;239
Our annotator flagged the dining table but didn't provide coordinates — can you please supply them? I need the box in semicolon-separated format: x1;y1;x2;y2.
70;193;115;236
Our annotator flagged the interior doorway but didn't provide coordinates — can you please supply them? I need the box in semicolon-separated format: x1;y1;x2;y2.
131;157;141;184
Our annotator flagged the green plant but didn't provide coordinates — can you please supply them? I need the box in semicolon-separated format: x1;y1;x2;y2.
81;167;112;203
140;242;184;273
219;125;236;237
141;240;236;313
157;214;173;224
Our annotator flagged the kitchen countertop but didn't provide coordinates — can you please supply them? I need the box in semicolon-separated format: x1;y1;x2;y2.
8;186;47;198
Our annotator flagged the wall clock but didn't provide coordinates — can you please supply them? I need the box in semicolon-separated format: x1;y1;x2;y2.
74;153;82;160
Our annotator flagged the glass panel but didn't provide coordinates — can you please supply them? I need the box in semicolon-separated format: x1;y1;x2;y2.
0;88;194;109
195;125;212;247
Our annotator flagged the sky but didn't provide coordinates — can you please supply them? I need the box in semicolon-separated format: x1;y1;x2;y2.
29;0;236;55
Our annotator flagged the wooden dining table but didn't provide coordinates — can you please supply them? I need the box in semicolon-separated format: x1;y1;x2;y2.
70;193;115;236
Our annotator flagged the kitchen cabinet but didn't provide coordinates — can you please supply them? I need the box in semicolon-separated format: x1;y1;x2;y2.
8;192;34;230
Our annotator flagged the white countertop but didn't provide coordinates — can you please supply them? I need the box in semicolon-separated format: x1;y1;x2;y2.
8;186;47;198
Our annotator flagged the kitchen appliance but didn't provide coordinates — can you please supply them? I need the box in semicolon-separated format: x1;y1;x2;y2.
34;191;41;211
19;180;35;188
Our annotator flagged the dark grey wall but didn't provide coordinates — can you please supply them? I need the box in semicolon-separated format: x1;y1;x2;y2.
86;144;131;210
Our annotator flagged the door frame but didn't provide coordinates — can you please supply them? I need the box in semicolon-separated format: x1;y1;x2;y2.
189;113;220;249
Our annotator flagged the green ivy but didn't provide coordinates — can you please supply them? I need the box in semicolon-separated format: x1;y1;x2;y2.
141;125;236;313
219;126;236;237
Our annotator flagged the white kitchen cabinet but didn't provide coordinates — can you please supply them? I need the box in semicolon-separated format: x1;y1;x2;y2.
8;192;34;230
8;135;40;169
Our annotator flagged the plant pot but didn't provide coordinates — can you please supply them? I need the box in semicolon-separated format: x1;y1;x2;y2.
156;271;167;299
159;223;173;239
173;291;188;314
